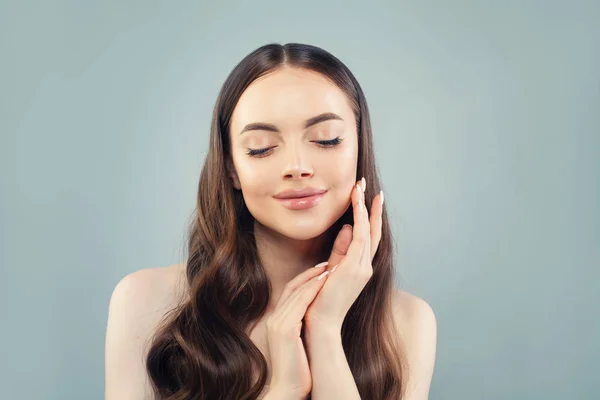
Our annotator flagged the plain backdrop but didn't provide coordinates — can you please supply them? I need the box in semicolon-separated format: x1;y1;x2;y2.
1;1;598;399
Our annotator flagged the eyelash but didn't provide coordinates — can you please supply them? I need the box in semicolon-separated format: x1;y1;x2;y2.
245;137;344;158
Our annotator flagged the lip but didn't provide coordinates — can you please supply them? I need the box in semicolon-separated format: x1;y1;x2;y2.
273;187;327;199
273;188;327;210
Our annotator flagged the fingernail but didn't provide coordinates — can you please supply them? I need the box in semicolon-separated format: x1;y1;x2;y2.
361;177;366;191
314;261;329;268
330;264;338;273
380;190;384;205
317;270;330;280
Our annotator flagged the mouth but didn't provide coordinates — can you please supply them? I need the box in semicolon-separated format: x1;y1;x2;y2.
274;191;327;210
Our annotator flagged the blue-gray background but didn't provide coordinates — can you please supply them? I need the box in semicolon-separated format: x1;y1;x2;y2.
1;1;598;399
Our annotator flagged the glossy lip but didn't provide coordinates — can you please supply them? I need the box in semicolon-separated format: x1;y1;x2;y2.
273;187;327;199
273;187;328;211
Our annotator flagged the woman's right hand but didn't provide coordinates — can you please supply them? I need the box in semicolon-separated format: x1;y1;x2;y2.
264;262;331;399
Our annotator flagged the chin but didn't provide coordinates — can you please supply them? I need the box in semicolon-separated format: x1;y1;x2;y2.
254;215;331;242
278;221;329;241
279;227;327;241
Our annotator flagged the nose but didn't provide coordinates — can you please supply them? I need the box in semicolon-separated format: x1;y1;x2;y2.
281;144;314;180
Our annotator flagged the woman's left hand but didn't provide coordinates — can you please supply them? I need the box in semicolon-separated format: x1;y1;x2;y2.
304;177;384;331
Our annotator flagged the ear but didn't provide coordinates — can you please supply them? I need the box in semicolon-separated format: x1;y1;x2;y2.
227;158;241;190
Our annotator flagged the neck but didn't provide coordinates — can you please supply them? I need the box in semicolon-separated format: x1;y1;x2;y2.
253;220;333;312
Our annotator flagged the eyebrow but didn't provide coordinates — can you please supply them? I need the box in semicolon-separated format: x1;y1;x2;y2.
239;112;344;135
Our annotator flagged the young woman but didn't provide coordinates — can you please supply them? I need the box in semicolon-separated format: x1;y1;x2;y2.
105;42;437;400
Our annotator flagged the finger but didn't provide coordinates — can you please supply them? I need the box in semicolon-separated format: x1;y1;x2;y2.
343;181;367;267
327;178;361;273
369;191;384;261
327;224;353;272
272;270;329;327
275;261;328;308
358;178;371;267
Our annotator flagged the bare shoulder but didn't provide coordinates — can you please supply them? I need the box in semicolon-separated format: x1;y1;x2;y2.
110;263;188;314
392;290;436;331
392;289;437;399
105;263;187;400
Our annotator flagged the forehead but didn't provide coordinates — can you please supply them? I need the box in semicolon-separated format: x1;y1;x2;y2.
230;67;354;132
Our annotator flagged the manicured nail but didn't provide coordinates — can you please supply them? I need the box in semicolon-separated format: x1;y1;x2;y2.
314;261;329;268
380;190;384;205
330;264;338;273
361;177;366;191
317;270;330;280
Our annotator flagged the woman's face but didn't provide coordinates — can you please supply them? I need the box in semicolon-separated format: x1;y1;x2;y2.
228;66;359;241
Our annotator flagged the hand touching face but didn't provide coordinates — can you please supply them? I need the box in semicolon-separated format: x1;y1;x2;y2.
304;176;385;329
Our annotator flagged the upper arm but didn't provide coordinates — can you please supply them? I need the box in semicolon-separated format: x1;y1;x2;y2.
105;268;176;400
393;291;437;400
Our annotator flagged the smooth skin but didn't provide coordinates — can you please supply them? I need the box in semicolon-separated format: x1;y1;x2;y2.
104;256;436;400
265;177;376;399
263;259;330;398
105;66;436;399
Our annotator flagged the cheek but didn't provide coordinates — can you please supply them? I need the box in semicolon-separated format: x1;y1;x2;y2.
234;156;273;196
323;142;358;186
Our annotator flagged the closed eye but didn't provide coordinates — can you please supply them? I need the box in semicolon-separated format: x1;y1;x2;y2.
245;137;344;158
316;137;343;147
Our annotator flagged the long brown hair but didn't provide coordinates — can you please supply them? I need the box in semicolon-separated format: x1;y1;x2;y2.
145;42;407;400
